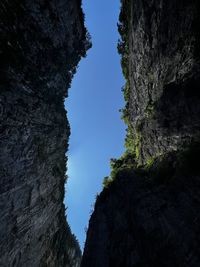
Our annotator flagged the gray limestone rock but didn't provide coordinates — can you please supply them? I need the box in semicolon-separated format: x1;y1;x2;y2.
0;0;90;266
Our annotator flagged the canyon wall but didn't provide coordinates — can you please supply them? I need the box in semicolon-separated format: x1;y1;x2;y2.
82;0;200;266
126;0;200;164
0;0;90;266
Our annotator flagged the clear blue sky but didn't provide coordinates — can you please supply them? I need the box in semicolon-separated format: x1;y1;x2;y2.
64;0;126;250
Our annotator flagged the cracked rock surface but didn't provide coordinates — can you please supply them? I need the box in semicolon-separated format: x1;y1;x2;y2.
0;0;90;266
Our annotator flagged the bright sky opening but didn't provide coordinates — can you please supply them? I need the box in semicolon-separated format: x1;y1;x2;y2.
64;0;126;250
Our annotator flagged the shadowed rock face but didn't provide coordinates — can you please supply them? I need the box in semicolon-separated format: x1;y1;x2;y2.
81;0;200;266
128;0;200;164
0;0;90;266
82;168;200;267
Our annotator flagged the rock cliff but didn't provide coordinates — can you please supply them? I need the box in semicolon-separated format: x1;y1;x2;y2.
82;0;200;266
0;0;90;266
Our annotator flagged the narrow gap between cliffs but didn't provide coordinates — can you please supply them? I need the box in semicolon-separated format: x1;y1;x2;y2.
64;0;126;250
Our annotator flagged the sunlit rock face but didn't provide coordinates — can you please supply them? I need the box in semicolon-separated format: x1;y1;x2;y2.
0;0;90;266
81;0;200;266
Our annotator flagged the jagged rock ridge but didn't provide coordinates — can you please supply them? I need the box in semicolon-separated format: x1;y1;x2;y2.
81;0;200;266
0;0;90;266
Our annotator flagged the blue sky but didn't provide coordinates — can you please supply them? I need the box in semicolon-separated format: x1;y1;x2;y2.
64;0;125;250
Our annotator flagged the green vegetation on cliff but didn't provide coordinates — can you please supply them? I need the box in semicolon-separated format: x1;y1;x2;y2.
104;139;200;189
103;0;136;188
118;0;142;162
118;0;131;133
118;0;138;156
103;151;136;188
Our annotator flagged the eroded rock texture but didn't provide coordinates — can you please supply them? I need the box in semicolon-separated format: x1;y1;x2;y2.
0;0;90;266
128;0;200;164
82;164;200;267
82;0;200;266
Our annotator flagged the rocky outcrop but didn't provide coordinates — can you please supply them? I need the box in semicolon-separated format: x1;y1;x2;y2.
127;0;200;164
82;146;200;267
82;0;200;266
0;0;90;266
82;166;200;267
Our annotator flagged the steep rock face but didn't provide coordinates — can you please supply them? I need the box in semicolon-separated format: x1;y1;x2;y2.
82;0;200;266
127;0;200;164
0;0;90;266
82;164;200;267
